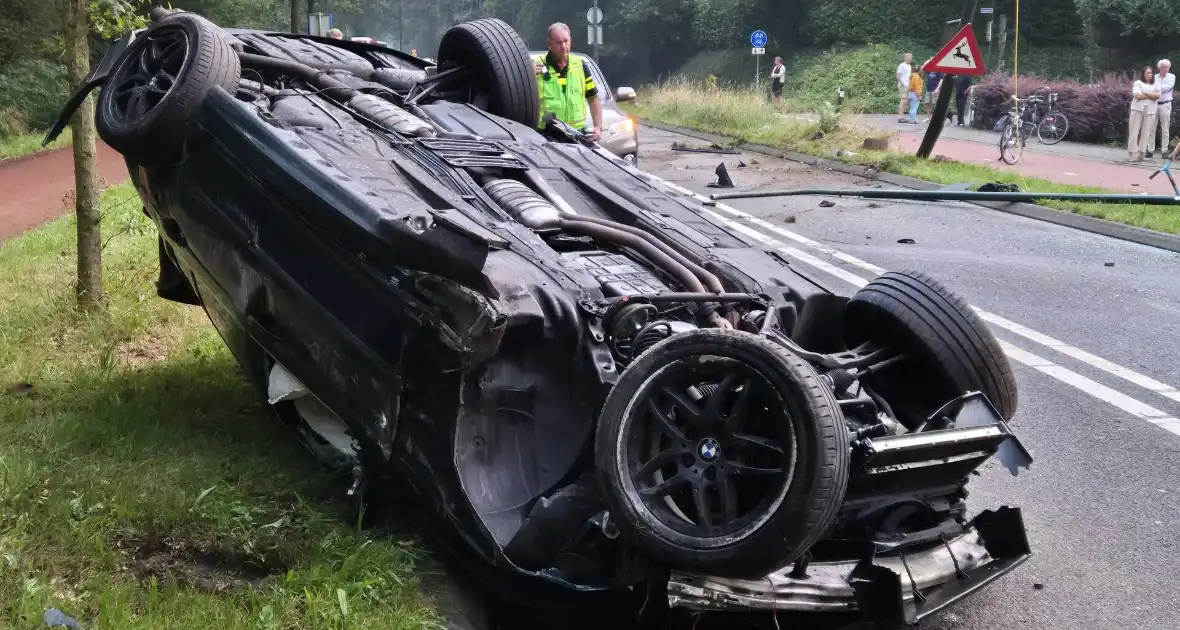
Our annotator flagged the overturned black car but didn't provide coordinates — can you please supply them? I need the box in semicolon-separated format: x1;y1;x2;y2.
48;10;1033;626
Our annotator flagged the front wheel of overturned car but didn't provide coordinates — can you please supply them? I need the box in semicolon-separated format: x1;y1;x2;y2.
844;270;1019;423
595;329;850;579
436;18;540;128
96;12;241;164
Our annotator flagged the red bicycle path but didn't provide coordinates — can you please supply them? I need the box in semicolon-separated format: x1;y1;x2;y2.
888;133;1176;195
0;143;129;242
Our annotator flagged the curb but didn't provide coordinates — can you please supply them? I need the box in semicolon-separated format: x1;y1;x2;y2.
638;118;1180;255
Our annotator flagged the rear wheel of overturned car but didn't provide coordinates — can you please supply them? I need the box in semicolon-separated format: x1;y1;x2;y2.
436;18;540;128
96;13;241;164
844;270;1019;423
595;329;850;578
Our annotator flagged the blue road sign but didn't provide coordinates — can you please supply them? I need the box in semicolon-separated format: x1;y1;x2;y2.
750;30;767;48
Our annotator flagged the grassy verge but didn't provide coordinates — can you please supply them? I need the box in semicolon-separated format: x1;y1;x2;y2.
0;182;440;629
0;128;71;162
625;79;1180;236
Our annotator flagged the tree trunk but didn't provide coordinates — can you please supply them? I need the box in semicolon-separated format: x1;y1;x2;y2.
64;0;104;311
291;0;300;34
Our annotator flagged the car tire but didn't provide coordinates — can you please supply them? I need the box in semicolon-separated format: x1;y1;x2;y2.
844;270;1018;422
436;18;540;128
594;328;849;578
96;12;241;164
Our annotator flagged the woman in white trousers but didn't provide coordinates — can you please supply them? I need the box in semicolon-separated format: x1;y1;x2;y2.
1129;66;1161;160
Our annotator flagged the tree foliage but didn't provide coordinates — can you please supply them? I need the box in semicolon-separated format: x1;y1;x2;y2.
0;0;1167;137
1077;0;1180;47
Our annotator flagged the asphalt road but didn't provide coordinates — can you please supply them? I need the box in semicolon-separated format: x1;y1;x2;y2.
633;126;1180;630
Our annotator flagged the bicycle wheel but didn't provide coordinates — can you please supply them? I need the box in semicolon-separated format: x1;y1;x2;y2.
1037;112;1069;145
999;123;1023;164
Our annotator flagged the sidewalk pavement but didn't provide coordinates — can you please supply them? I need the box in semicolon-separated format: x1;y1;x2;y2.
846;113;1178;195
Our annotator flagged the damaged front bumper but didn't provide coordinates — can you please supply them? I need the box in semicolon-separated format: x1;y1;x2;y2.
668;507;1030;624
668;392;1034;625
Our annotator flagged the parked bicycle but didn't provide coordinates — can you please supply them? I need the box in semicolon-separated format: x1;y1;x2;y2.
996;88;1070;165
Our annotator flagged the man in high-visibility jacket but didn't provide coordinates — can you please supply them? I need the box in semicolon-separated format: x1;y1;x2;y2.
532;22;603;141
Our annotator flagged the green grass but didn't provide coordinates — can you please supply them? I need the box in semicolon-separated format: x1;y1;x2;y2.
0;181;442;629
626;81;1180;236
0;128;71;162
676;41;934;113
623;77;844;148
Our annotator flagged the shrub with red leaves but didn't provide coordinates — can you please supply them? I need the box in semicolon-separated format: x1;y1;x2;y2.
970;71;1180;148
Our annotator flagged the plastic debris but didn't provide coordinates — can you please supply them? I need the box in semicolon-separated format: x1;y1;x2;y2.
44;609;85;630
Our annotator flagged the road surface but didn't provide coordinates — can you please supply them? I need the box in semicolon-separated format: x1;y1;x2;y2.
0;144;129;241
634;126;1180;630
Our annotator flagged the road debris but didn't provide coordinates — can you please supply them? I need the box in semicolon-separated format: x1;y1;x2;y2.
43;609;85;630
862;137;889;150
3;382;34;397
898;238;916;244
707;163;735;188
670;141;741;155
784;215;797;223
979;182;1022;193
819;200;836;207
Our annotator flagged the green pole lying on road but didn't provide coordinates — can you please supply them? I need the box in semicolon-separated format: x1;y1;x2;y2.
707;188;1180;205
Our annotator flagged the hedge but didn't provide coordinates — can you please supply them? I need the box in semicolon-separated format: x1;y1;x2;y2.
970;71;1179;147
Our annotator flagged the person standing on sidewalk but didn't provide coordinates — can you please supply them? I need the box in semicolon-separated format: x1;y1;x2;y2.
953;74;973;126
1147;59;1174;158
1128;66;1161;161
896;52;912;122
770;57;786;105
922;71;943;122
907;68;923;124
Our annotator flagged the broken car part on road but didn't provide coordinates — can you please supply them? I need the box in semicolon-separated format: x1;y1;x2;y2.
48;9;1034;627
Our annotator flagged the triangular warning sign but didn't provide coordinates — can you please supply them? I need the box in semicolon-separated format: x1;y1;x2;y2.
921;23;987;75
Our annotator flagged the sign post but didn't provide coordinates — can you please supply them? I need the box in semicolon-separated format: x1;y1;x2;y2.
306;12;332;37
586;3;603;63
750;30;767;90
981;7;995;68
916;1;984;159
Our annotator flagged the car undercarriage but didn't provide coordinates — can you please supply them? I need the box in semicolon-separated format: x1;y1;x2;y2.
47;9;1034;627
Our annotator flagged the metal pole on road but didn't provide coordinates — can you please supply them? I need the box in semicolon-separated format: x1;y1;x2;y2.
707;187;1180;205
917;0;980;158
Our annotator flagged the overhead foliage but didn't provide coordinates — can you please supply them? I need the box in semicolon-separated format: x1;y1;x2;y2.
1077;0;1180;46
0;0;1167;137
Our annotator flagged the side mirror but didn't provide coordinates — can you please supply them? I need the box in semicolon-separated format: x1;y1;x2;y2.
616;86;636;102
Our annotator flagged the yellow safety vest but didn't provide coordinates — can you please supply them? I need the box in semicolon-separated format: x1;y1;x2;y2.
533;53;587;130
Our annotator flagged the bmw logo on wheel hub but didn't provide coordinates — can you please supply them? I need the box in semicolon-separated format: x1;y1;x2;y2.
697;438;721;463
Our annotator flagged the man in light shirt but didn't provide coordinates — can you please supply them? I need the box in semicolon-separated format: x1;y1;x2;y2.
896;53;912;123
1148;59;1174;158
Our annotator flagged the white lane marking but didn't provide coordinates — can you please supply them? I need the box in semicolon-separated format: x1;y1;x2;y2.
975;311;1180;404
1001;342;1180;437
658;175;1180;406
1063;172;1079;176
702;209;1180;434
703;209;871;288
